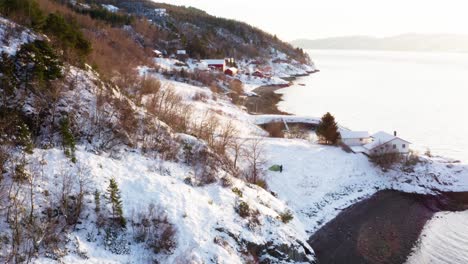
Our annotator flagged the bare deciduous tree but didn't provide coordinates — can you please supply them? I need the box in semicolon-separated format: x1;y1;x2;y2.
243;138;266;186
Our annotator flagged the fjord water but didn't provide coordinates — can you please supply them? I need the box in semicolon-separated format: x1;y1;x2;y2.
278;49;468;163
278;50;468;263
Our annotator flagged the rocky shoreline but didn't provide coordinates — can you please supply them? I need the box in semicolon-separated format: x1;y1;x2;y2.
244;71;317;115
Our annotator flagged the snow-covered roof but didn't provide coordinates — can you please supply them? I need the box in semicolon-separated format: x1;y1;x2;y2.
202;59;226;65
339;129;370;139
102;4;118;12
364;131;411;150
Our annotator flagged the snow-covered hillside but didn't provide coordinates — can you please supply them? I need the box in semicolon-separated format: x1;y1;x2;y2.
30;147;314;263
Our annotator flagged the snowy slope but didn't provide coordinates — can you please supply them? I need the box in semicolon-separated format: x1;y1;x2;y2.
0;17;36;55
30;147;314;263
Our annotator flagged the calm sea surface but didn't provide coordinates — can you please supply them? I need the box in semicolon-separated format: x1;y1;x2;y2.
278;49;468;163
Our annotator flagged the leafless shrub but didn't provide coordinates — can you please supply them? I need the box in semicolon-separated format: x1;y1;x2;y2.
190;110;220;149
209;82;222;94
138;77;161;101
404;150;422;168
220;177;233;188
180;137;220;186
228;138;247;177
425;149;433;158
370;151;404;170
229;79;244;95
193;147;218;186
227;79;245;105
114;98;139;147
141;119;180;161
193;91;210;102
263;123;284;138
213;121;238;156
145;84;194;134
235;201;261;230
286;126;310;140
131;204;177;255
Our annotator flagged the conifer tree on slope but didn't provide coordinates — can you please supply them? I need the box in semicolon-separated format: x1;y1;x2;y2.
316;112;340;145
106;178;126;227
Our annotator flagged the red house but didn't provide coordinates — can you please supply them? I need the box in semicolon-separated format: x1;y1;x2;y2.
202;59;226;72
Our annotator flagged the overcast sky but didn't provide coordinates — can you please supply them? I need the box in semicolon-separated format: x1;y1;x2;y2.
155;0;468;41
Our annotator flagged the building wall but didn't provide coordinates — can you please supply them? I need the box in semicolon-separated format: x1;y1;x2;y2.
209;64;225;71
341;138;371;146
368;138;410;155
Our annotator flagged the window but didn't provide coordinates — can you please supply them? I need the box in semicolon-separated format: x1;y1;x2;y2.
402;144;406;148
393;144;397;149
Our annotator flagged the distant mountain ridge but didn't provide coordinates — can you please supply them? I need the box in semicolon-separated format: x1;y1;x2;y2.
292;34;468;52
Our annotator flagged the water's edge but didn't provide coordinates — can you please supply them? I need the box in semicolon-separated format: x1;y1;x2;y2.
308;190;468;264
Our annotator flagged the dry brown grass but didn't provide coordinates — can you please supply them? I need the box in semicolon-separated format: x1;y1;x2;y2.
36;0;153;79
263;122;285;138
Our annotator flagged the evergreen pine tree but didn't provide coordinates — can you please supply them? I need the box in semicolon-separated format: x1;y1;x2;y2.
105;178;126;228
0;53;17;97
94;190;101;214
59;117;76;163
316;112;340;145
17;123;34;154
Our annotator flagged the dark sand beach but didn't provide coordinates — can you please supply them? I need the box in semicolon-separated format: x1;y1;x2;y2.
309;190;468;264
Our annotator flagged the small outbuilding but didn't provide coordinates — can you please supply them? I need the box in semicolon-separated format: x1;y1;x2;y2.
224;67;238;76
339;130;371;146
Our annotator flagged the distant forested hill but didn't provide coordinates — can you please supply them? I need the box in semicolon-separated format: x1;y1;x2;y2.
94;0;310;63
292;34;468;52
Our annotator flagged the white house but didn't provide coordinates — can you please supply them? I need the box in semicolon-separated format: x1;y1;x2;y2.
363;131;411;155
154;8;167;16
339;129;371;147
176;50;187;55
153;49;163;58
340;130;411;155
